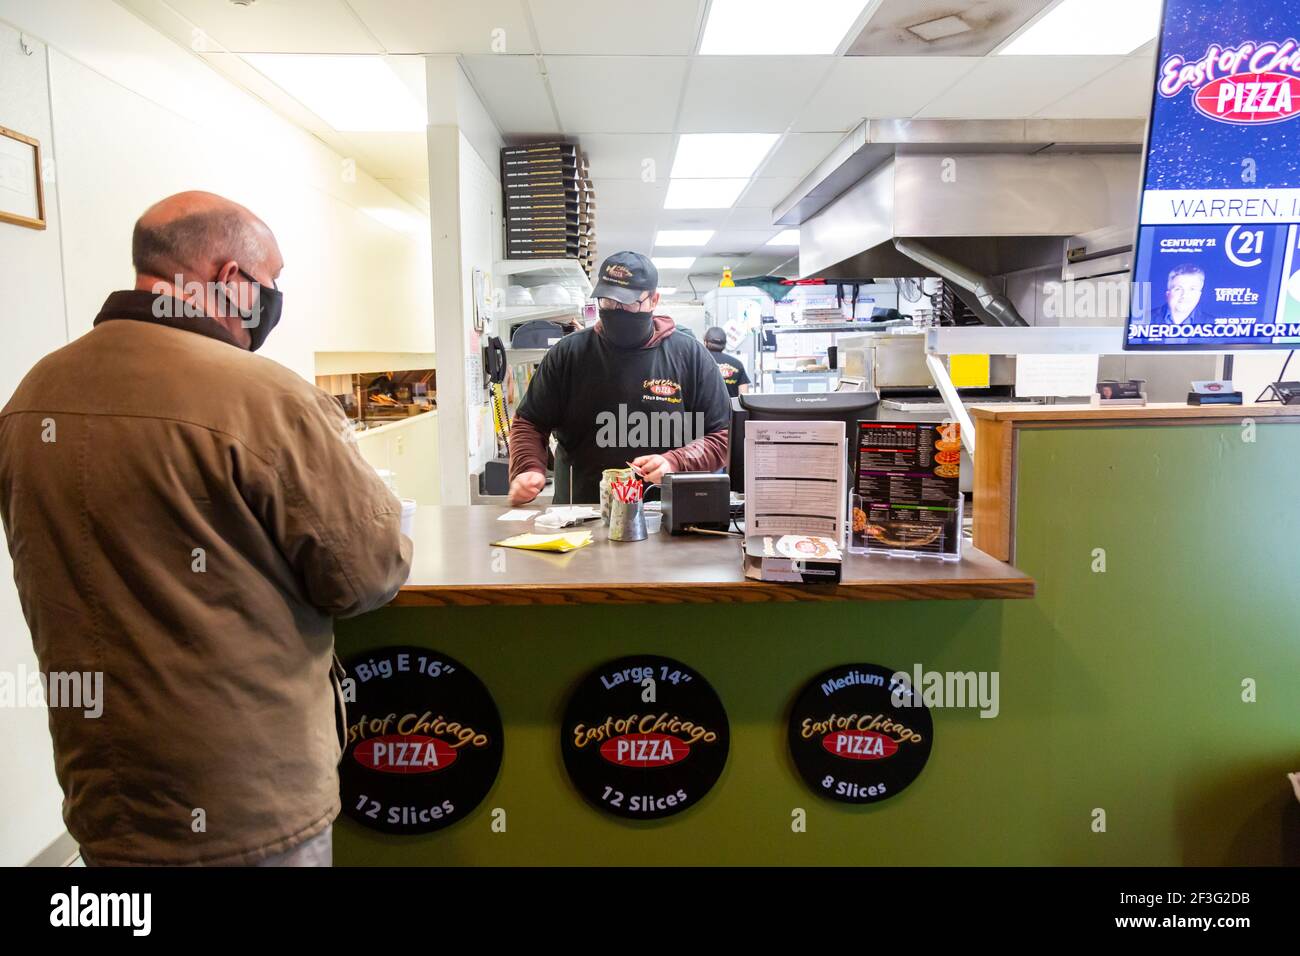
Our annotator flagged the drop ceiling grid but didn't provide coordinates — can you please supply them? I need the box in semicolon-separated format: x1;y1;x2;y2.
128;1;1162;279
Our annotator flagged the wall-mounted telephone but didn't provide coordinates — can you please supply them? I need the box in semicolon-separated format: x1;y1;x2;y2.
484;335;511;462
485;335;507;386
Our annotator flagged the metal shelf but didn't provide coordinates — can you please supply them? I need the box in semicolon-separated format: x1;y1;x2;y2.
494;305;581;323
925;325;1238;357
495;258;593;298
769;322;903;334
505;348;549;364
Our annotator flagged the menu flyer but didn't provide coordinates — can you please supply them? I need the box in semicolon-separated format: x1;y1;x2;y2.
851;422;962;560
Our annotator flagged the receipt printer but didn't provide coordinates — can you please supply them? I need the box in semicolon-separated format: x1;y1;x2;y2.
662;474;731;535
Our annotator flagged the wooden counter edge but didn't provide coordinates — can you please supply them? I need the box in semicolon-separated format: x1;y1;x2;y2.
968;402;1300;423
388;574;1035;607
970;402;1300;563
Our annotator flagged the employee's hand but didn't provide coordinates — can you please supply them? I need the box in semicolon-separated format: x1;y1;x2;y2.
630;454;672;485
509;471;546;505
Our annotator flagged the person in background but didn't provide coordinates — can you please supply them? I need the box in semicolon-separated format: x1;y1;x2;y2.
0;191;412;867
703;326;751;398
508;251;731;505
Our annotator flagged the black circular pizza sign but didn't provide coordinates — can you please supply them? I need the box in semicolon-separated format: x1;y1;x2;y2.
561;655;729;820
339;647;502;834
788;663;932;804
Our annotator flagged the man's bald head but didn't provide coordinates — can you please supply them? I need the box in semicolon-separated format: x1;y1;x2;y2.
132;191;284;350
132;191;278;282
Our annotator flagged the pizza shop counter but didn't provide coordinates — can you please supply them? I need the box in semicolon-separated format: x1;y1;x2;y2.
391;505;1035;606
333;409;1300;866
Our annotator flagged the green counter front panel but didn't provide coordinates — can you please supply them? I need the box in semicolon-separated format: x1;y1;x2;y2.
335;422;1300;865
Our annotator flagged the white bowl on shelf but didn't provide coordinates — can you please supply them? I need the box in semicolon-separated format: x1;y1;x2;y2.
533;284;571;306
504;285;535;306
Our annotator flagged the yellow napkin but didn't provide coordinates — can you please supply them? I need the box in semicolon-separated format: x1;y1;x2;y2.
491;531;592;553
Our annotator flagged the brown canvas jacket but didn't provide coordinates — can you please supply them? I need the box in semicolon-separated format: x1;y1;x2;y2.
0;291;412;865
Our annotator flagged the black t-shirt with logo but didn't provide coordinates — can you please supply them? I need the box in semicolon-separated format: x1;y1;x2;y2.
710;349;751;398
516;325;731;504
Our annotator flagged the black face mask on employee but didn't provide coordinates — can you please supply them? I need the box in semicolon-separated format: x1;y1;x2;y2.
215;268;283;352
598;307;654;349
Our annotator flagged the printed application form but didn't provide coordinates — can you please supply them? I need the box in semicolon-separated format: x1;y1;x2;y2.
743;421;846;539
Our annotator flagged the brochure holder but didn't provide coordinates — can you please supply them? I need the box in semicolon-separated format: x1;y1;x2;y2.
849;421;963;563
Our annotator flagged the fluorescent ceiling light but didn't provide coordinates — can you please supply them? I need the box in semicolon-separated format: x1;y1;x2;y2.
664;179;749;209
767;229;800;246
700;0;870;55
671;134;780;179
655;229;715;247
242;54;427;131
652;257;696;270
907;15;971;42
657;287;679;295
999;0;1161;55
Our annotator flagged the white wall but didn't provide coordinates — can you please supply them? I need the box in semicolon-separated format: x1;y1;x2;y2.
0;0;434;863
458;132;504;475
0;18;74;868
1230;351;1295;403
427;56;504;503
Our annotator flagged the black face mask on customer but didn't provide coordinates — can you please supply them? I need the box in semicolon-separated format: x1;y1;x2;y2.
215;268;283;352
599;307;653;349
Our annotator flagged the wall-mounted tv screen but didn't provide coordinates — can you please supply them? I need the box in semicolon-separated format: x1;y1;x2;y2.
1125;0;1300;351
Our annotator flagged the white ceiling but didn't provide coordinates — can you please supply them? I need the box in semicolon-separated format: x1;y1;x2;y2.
117;0;1157;288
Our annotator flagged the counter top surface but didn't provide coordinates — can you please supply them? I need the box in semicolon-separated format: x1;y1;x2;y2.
969;401;1300;423
393;506;1034;607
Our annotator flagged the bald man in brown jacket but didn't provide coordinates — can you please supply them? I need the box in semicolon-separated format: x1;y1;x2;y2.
0;192;412;866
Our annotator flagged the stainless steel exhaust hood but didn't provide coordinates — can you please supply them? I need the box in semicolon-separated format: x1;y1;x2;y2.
780;119;1145;281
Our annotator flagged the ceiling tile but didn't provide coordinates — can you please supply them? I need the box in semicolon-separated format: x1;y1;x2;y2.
593;230;655;255
736;177;802;208
793;57;980;130
916;55;1123;118
1035;56;1156;119
530;0;705;55
577;133;677;181
757;133;845;179
547;57;688;133
725;206;784;229
707;230;784;254
677;56;834;133
462;55;558;134
160;0;381;53
598;207;667;232
348;0;537;54
847;0;1054;56
590;177;669;209
655;208;732;229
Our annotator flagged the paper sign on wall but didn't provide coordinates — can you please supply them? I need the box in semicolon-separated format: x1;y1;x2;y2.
1014;353;1099;398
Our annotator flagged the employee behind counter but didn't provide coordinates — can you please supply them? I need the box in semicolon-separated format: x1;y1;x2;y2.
508;251;732;506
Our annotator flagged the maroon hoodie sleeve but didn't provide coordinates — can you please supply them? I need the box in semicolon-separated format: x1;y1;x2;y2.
509;414;550;481
663;430;729;473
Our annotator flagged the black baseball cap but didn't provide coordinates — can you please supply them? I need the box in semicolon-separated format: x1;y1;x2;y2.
703;327;727;350
592;251;658;305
